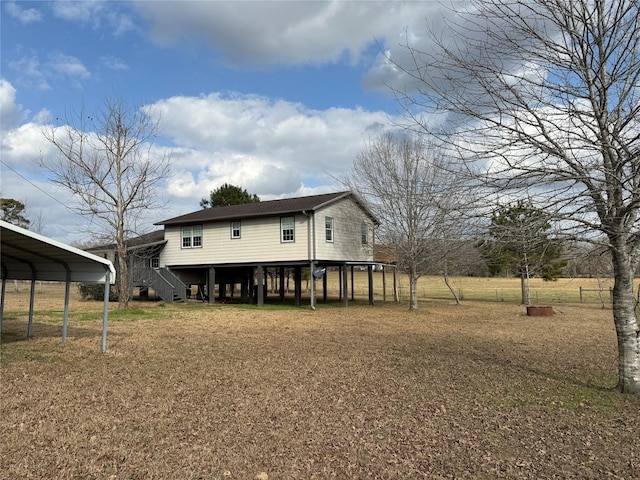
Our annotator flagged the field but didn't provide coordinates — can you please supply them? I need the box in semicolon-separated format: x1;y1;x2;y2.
1;278;639;479
329;271;632;305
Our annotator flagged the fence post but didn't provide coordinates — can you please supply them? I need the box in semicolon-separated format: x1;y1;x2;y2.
579;286;583;303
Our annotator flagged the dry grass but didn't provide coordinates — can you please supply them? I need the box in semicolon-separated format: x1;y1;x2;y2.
1;283;639;479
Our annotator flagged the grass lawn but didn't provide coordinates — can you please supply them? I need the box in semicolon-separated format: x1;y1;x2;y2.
1;281;639;479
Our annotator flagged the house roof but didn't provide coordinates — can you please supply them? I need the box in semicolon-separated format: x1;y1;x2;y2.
0;220;116;284
86;229;166;253
156;191;379;226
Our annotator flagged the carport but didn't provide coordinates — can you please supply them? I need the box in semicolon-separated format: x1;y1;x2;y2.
0;220;116;352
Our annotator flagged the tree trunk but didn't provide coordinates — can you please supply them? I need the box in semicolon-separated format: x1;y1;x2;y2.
520;273;531;306
117;246;129;310
409;271;418;310
443;259;460;305
611;252;640;394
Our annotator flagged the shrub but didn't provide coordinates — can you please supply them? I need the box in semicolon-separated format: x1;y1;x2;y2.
77;282;118;301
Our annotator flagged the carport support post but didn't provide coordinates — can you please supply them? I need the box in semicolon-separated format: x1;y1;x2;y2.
62;271;71;344
101;271;110;353
0;276;6;333
28;278;35;338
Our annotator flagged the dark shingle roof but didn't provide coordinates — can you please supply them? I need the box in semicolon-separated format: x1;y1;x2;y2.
157;191;376;226
87;229;166;252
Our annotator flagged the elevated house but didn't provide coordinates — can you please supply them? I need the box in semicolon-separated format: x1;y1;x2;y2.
93;191;380;307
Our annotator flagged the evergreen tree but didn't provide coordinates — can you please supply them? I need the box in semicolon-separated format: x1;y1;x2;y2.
1;198;30;229
479;201;566;304
200;183;260;208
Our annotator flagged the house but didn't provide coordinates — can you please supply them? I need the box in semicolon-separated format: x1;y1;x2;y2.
122;191;379;307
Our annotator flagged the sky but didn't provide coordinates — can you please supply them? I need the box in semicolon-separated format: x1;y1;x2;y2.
1;0;450;244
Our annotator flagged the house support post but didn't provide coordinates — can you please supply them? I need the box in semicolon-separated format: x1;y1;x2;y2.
342;264;348;307
208;267;216;304
241;268;249;303
393;266;399;302
338;266;343;301
368;265;374;305
256;265;265;306
294;266;302;307
350;265;355;301
322;269;328;303
382;265;387;302
279;266;285;301
309;261;316;310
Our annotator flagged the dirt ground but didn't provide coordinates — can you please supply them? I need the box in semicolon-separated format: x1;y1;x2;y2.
1;285;639;479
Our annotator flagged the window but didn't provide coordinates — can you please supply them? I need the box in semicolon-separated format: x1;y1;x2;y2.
325;216;334;242
281;216;295;242
181;225;203;248
231;221;241;239
150;257;159;269
361;223;368;245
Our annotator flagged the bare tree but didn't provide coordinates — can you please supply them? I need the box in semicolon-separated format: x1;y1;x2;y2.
345;131;470;310
42;97;170;309
392;0;640;392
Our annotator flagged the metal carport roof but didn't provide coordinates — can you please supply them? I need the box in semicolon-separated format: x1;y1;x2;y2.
0;220;116;352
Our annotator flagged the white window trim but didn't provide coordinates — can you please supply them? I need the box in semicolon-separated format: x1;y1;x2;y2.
181;225;203;249
231;221;241;239
361;223;368;245
325;216;334;243
281;216;295;243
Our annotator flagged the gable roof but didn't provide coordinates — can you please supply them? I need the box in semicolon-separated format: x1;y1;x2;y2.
0;220;116;284
86;229;166;253
157;191;378;226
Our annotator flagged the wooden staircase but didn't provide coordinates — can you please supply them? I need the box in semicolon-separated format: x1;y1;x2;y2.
131;267;188;302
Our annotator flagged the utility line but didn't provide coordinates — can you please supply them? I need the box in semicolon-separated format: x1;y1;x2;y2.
0;159;74;213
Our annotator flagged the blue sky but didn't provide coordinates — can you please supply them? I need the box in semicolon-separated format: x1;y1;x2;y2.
1;1;447;243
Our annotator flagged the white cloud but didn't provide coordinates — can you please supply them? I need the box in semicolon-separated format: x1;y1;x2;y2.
146;92;393;202
50;1;136;36
134;1;438;69
100;55;129;71
50;1;104;23
7;55;51;91
1;83;397;242
0;79;28;128
47;52;91;80
5;1;43;24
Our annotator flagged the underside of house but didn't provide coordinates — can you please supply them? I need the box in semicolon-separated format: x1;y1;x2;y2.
131;257;390;308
